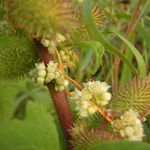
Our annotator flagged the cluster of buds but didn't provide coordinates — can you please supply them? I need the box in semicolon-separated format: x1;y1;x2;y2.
112;109;144;141
41;38;55;54
34;61;68;91
35;62;47;85
71;81;111;118
60;49;78;67
56;33;66;43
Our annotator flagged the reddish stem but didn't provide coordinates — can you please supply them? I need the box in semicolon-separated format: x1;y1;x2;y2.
96;121;109;131
113;0;142;91
34;39;73;150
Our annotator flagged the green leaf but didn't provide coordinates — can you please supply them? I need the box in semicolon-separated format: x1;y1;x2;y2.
120;48;133;84
75;40;104;74
87;141;150;150
120;34;135;84
0;102;60;150
140;0;150;18
112;32;146;78
82;0;138;76
80;48;93;71
143;120;150;143
137;24;150;49
0;86;18;121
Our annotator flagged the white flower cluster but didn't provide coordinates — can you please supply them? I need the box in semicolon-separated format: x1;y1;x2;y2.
41;39;55;54
35;61;68;91
112;109;144;141
71;81;111;118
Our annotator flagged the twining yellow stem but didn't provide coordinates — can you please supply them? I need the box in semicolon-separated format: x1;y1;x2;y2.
96;107;112;123
63;62;76;68
54;47;82;90
65;89;73;96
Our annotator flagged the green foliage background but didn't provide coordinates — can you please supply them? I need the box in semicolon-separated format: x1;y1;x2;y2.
0;0;150;150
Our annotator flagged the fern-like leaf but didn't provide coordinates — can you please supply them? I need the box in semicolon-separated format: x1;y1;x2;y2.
110;74;150;116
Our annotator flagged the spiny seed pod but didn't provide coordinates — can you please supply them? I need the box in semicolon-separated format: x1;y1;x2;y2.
69;26;91;42
0;25;38;79
75;3;109;29
5;0;75;38
70;125;121;150
69;3;109;43
110;74;150;116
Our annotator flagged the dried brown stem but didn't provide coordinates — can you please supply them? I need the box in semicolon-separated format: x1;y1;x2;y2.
34;39;73;150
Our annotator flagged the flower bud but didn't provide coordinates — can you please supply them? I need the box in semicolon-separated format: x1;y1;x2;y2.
35;62;45;70
41;39;50;47
37;77;44;85
38;70;46;77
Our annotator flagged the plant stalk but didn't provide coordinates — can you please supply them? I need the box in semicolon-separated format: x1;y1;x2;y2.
113;0;142;91
34;39;73;150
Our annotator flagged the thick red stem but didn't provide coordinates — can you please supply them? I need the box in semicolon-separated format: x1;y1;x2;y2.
34;39;73;150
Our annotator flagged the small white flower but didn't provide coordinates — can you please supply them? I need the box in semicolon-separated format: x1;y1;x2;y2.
56;33;66;43
72;88;82;100
38;70;46;77
45;73;55;83
101;92;111;101
37;77;45;85
112;109;144;141
34;61;68;91
55;85;65;91
81;89;92;101
64;80;69;87
56;75;65;85
88;106;97;114
79;111;88;118
124;126;134;137
85;81;102;96
35;62;45;70
80;100;90;109
100;101;109;106
121;109;139;126
48;46;55;54
99;82;110;93
41;39;50;47
47;61;58;71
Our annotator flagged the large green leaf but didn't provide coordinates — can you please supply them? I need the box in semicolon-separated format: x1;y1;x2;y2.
0;85;18;121
0;102;60;150
87;141;150;150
